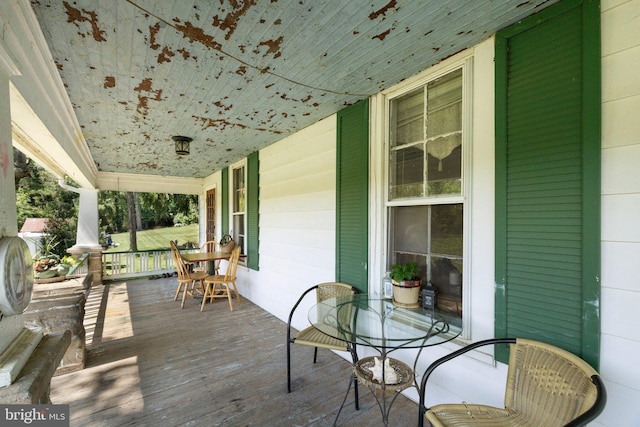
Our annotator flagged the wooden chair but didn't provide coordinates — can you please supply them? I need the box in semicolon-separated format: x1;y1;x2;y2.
170;241;209;308
419;338;607;427
201;246;241;311
286;282;360;409
193;240;218;274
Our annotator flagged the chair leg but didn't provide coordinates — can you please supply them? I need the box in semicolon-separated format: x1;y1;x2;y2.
350;346;359;410
201;283;210;312
287;339;292;393
225;284;234;311
231;280;241;301
174;282;183;301
181;283;189;308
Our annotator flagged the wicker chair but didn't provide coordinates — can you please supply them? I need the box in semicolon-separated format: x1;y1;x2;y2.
286;282;360;409
169;241;209;308
200;246;241;311
419;338;607;427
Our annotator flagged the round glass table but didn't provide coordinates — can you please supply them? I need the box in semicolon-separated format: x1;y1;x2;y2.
308;294;461;425
309;294;460;352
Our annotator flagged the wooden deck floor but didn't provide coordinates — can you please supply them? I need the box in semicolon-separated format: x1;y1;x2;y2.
50;276;420;426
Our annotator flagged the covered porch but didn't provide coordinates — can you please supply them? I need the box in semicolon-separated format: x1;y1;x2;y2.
50;276;418;426
3;0;640;425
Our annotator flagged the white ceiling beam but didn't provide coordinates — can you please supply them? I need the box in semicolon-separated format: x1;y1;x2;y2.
96;171;203;195
2;0;97;189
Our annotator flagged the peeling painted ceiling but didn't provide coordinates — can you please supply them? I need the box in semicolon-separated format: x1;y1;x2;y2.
29;0;557;179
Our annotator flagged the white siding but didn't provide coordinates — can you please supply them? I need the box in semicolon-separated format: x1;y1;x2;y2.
599;0;640;425
235;115;338;328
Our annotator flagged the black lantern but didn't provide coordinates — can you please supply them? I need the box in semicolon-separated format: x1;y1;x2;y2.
172;136;192;155
421;283;436;310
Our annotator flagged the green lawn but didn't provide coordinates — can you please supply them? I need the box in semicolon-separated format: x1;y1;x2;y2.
105;223;199;252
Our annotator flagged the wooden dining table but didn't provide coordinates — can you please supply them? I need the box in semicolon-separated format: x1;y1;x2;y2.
180;250;245;274
180;251;238;263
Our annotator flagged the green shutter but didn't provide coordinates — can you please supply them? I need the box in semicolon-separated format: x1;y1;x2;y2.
247;152;259;270
495;0;601;368
221;167;229;235
336;99;369;293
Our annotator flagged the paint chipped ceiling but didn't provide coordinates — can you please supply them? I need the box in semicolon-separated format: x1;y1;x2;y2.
29;0;557;180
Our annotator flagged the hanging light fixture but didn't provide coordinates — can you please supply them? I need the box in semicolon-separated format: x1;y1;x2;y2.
172;136;192;155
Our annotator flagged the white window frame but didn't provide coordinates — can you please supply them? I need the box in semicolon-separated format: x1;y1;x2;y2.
370;56;474;340
229;159;247;257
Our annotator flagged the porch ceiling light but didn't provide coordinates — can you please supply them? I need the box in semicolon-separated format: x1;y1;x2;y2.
172;136;192;155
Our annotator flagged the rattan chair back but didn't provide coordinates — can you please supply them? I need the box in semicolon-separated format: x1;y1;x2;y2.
316;282;355;303
504;339;599;425
313;282;357;340
419;337;606;427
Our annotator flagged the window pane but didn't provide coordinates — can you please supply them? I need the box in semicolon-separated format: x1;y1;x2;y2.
392;205;428;254
232;165;246;254
235;189;245;212
389;68;463;200
431;204;463;256
427;69;462;137
390;88;423;148
426;69;462;196
430;255;462;316
233;214;245;252
389;203;463;318
233;166;245;212
234;215;245;235
389;145;424;199
430;203;463;318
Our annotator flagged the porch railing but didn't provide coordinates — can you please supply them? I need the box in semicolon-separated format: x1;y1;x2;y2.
102;247;197;280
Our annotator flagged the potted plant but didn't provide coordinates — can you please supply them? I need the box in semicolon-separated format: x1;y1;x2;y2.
390;262;421;307
33;235;71;283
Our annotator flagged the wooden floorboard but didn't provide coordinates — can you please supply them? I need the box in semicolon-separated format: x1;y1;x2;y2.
50;277;420;426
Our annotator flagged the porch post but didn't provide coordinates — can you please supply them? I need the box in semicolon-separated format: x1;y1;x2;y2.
0;44;52;391
62;183;103;286
0;37;29;364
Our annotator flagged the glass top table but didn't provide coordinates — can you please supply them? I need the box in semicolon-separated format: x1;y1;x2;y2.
309;294;462;426
308;294;461;353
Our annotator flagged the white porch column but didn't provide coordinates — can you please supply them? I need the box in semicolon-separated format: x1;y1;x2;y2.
0;55;18;238
0;37;43;387
60;183;103;285
0;33;24;350
75;188;100;247
60;183;100;248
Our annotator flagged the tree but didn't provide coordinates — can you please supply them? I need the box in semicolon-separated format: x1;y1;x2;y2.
134;193;142;231
98;191;127;233
14;150;29;190
126;192;138;251
14;149;79;258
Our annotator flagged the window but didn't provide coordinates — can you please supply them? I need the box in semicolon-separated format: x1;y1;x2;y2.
387;67;465;322
231;163;246;253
